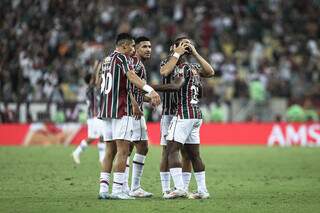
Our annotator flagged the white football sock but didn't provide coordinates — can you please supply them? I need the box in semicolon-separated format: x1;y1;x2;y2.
123;157;130;192
169;168;184;190
74;140;88;155
112;172;124;194
160;172;171;193
97;142;106;163
182;172;192;191
194;171;208;193
131;154;146;190
99;172;110;193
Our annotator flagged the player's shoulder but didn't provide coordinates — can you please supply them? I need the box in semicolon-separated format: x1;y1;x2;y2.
115;52;132;62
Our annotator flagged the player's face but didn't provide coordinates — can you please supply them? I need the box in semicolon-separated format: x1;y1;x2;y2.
124;40;135;56
136;41;152;60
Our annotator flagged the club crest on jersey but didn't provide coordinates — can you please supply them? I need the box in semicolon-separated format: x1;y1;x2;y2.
135;63;142;73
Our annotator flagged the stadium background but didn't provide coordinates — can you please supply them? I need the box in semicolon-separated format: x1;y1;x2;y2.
1;1;320;213
0;0;319;124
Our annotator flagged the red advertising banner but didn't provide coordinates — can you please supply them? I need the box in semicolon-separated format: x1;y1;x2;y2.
0;123;319;146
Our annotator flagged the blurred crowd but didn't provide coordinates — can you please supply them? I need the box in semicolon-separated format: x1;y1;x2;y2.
0;0;320;122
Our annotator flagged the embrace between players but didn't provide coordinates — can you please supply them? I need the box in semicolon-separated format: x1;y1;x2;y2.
77;33;215;200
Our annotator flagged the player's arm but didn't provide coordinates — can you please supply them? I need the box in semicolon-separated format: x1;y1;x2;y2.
129;92;143;119
151;76;184;92
186;43;215;78
160;42;189;77
126;70;161;106
143;95;151;103
118;53;160;106
94;60;102;87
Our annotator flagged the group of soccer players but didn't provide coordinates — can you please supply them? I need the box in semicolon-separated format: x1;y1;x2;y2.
72;33;215;200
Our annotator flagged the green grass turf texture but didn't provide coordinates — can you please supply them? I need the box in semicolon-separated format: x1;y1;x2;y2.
0;146;320;213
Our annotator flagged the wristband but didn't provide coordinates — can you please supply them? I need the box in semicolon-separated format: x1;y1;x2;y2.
172;52;180;59
143;84;154;94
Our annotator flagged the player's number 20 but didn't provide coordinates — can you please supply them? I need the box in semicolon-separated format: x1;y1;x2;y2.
101;72;112;94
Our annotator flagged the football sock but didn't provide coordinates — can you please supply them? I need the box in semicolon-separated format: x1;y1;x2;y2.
123;157;130;192
99;172;110;193
160;172;171;193
194;171;208;193
74;140;88;155
170;168;184;190
182;172;192;191
131;154;146;190
112;172;124;194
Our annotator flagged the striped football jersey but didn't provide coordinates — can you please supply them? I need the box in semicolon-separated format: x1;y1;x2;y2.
98;51;133;119
175;62;203;119
130;55;146;112
160;58;179;115
86;85;100;118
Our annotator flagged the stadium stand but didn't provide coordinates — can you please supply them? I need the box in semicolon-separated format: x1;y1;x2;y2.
0;0;319;122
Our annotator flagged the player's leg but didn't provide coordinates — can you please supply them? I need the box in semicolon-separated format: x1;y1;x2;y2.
99;140;116;199
72;118;97;164
181;146;192;192
97;118;107;164
184;119;209;199
129;117;152;197
97;137;106;164
129;140;153;197
164;140;187;199
160;145;171;195
123;143;134;194
111;139;134;199
159;116;172;195
131;140;148;191
110;116;134;199
184;144;209;199
164;117;193;199
98;119;114;199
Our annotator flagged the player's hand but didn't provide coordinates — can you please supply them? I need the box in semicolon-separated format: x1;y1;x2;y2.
149;91;161;107
186;42;198;55
173;42;189;55
132;103;143;120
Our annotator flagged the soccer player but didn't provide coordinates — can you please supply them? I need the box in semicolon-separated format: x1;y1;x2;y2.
72;61;106;165
151;43;193;197
98;33;160;200
122;36;153;197
162;37;215;199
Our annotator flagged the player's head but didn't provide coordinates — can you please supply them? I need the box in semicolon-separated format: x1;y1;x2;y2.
84;73;92;85
135;36;152;60
115;33;135;55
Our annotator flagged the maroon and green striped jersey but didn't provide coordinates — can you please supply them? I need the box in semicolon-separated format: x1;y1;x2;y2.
160;58;179;115
98;51;133;119
130;55;146;112
176;62;203;119
86;85;100;118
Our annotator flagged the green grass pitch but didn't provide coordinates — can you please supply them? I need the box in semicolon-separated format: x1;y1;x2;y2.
0;146;320;213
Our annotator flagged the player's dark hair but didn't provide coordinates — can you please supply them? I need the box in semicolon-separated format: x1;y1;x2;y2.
116;33;134;46
135;36;150;45
84;73;92;85
173;36;189;46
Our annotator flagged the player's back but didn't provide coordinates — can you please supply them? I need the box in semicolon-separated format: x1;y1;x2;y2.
99;51;133;119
